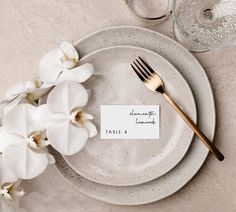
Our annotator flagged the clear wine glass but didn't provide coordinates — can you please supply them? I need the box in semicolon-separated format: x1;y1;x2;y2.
122;0;174;25
173;0;236;52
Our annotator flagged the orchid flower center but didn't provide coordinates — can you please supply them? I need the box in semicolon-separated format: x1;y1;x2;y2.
60;54;77;66
75;110;85;127
70;110;93;127
25;80;42;103
27;131;46;149
26;93;36;103
0;183;24;201
0;183;14;201
58;48;78;70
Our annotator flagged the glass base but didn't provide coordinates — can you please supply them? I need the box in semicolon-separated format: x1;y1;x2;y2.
173;24;209;53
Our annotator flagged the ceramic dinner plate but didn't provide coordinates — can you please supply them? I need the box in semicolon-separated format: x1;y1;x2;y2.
49;26;216;205
63;46;197;186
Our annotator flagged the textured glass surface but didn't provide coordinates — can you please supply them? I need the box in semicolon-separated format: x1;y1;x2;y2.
174;0;236;51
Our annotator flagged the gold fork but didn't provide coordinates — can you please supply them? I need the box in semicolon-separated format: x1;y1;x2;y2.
131;57;224;161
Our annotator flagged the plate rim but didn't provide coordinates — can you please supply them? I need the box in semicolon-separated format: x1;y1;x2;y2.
50;25;216;205
62;45;197;186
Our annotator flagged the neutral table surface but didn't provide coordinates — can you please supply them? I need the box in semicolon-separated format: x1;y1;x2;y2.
0;1;236;212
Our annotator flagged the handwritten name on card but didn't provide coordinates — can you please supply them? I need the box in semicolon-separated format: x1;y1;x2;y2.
101;105;160;139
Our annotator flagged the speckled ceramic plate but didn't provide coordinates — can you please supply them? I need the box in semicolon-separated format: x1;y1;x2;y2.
63;46;197;186
49;26;215;205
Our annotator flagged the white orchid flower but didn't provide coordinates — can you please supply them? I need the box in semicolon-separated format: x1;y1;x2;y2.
0;156;24;212
37;81;97;155
2;80;51;114
0;104;53;179
39;41;94;85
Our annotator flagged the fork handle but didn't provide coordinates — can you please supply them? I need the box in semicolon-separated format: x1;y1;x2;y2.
162;92;224;161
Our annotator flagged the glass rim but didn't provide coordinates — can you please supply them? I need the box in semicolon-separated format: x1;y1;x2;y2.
121;0;173;21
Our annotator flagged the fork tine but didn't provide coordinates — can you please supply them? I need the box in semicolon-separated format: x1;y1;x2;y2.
135;59;152;77
138;56;155;74
131;64;146;82
133;61;150;79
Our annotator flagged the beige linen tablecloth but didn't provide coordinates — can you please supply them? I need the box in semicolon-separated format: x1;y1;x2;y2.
0;0;235;211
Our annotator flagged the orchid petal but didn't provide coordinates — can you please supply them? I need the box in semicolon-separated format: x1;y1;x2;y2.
3;142;48;179
83;121;97;138
0;156;18;184
35;104;67;129
56;63;94;84
83;112;94;120
3;104;43;137
40;82;55;89
86;89;91;100
4;83;27;102
47;81;88;115
3;80;43;104
33;105;51;128
24;81;39;90
0;128;22;153
47;119;88;155
3;94;29;115
39;49;62;84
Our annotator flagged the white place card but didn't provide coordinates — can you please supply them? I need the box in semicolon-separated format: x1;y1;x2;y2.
100;105;160;139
